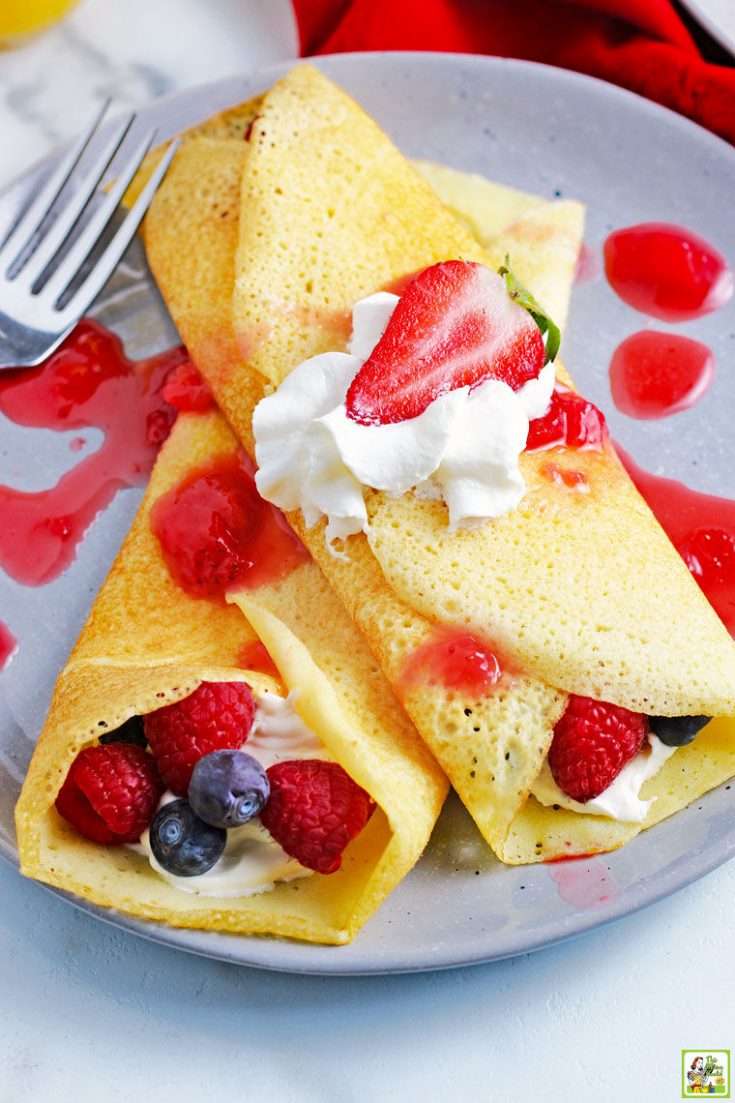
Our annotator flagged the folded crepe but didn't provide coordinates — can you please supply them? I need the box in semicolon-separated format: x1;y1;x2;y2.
15;402;447;944
140;65;735;865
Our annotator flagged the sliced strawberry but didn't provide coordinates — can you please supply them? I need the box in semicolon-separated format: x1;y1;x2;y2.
345;261;545;426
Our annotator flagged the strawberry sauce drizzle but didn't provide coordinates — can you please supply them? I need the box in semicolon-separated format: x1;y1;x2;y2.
609;330;715;419
0;622;18;671
540;463;590;493
237;640;282;681
546;854;620;911
603;223;733;321
0;321;187;586
618;446;735;635
400;628;503;697
161;361;215;413
526;387;607;452
150;453;308;602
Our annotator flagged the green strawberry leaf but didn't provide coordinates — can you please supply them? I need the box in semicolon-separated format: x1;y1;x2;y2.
498;256;561;365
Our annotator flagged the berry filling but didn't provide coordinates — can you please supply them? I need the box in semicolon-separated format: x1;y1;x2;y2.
143;681;256;796
56;683;377;889
544;696;712;814
548;695;647;803
261;760;375;875
55;743;163;844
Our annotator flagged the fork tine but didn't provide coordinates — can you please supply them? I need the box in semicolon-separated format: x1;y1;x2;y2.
38;127;157;306
0;99;109;270
14;112;135;287
52;137;180;323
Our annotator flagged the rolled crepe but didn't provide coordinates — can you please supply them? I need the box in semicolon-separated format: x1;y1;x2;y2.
140;66;735;864
15;406;447;943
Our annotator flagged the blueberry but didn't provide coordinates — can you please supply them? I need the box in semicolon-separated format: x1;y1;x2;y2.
99;715;147;748
189;750;270;829
648;715;710;747
149;799;226;876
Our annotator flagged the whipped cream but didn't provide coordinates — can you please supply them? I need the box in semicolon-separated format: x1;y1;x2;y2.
137;689;330;897
253;291;555;553
531;734;676;823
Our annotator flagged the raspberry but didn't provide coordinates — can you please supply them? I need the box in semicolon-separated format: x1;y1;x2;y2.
55;743;163;844
548;695;648;802
260;760;375;874
144;681;256;795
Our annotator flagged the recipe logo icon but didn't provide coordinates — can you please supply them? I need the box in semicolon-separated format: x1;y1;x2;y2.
682;1050;730;1097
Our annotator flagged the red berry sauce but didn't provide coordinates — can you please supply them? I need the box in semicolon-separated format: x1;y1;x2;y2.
540;463;590;493
161;361;215;414
0;320;187;586
546;855;620;910
609;330;715;419
603;223;733;321
526;387;607;453
400;628;503;697
237;639;282;681
618;446;735;635
150;453;308;601
0;622;18;670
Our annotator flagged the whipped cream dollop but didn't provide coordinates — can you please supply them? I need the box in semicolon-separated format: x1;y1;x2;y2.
137;689;330;898
531;734;676;824
253;292;555;552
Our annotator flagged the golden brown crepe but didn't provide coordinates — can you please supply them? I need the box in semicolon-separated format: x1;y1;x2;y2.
139;65;735;865
15;406;447;943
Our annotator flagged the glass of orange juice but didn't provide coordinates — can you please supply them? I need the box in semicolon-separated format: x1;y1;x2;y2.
0;0;79;46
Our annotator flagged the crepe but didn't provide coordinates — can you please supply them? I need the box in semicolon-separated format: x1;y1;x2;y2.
140;65;735;865
15;404;447;944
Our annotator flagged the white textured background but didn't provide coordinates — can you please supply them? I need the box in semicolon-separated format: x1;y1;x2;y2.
1;3;733;1101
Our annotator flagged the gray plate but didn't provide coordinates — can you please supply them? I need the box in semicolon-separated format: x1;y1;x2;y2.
1;53;734;975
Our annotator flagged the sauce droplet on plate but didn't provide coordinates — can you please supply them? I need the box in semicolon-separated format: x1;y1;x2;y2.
0;622;18;670
618;446;735;635
609;330;715;419
546;854;620;910
0;321;187;586
400;628;503;697
603;223;733;321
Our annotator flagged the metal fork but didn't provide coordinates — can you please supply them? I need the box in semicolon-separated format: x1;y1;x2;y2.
0;102;179;369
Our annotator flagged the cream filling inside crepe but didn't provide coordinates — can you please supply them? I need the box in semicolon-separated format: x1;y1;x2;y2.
531;734;677;823
138;689;331;898
253;292;556;551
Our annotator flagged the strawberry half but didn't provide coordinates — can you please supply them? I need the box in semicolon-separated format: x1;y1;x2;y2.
345;260;545;426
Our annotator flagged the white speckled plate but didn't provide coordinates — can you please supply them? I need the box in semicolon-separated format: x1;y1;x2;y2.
1;53;735;974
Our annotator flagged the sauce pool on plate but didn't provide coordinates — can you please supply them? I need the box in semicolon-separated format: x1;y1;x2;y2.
603;222;733;321
0;321;187;587
609;330;715;419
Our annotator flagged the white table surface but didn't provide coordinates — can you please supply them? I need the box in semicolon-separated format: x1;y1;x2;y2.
1;4;733;1101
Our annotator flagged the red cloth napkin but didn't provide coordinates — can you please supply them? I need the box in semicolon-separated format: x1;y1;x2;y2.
292;0;735;146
